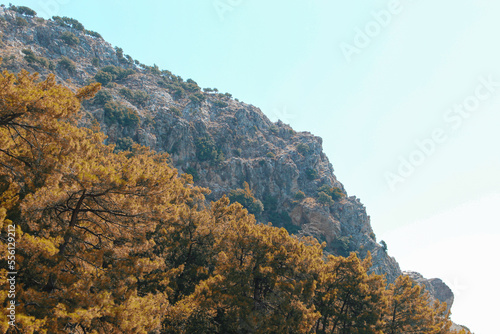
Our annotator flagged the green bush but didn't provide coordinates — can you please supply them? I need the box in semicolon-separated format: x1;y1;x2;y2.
294;191;306;200
115;47;124;59
42;58;53;69
103;65;134;80
103;101;140;128
52;16;84;31
115;47;132;64
270;211;295;232
185;167;199;182
266;152;276;159
317;185;344;201
93;90;113;105
317;191;334;206
168;107;181;117
119;88;149;106
21;49;37;63
158;73;205;102
262;195;295;230
91;57;100;67
189;92;205;105
58;56;76;74
333;236;352;257
146;64;161;76
306;168;318;180
263;195;278;212
94;71;114;86
119;88;133;99
380;240;388;252
60;31;79;46
22;49;53;69
296;143;310;155
114;137;135;152
212;100;228;108
85;30;102;39
182;79;201;93
228;182;264;216
195;136;224;162
170;87;185;100
94;65;134;85
13;5;37;16
15;16;28;26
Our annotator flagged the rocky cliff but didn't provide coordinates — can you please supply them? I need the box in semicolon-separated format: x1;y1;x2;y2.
0;5;453;310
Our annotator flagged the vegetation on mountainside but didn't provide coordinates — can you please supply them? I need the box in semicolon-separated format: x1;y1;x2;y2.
0;67;470;334
21;49;54;70
195;135;224;163
94;65;134;86
229;182;265;216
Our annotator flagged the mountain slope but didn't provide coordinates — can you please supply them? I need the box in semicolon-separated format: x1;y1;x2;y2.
0;5;457;315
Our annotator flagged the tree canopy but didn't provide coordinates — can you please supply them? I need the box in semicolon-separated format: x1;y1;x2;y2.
0;67;469;333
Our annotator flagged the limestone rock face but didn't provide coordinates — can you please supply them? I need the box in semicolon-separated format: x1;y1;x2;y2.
0;7;450;307
404;271;455;312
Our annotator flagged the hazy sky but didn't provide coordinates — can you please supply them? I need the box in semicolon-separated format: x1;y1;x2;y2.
6;0;499;331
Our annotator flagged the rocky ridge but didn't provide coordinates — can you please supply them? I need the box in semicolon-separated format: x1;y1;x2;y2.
0;5;456;313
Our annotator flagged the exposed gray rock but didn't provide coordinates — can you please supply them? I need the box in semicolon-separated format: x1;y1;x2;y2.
404;271;455;312
0;7;455;312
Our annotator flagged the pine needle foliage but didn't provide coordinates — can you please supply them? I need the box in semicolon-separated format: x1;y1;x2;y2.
0;67;467;334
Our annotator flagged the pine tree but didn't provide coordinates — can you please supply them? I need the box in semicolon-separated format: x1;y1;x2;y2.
314;253;386;334
0;66;463;333
383;275;453;334
0;68;197;332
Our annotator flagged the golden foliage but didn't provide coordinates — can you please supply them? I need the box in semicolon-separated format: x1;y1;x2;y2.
0;68;465;333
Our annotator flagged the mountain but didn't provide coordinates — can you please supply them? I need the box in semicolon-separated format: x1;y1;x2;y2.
0;5;467;330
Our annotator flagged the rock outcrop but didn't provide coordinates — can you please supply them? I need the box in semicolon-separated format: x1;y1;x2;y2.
404;271;455;312
0;5;452;308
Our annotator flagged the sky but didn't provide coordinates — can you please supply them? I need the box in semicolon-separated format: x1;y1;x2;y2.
5;0;499;332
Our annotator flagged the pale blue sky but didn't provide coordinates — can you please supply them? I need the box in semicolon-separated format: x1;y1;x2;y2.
7;0;500;331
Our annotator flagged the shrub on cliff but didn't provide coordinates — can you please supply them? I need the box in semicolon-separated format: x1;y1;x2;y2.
317;184;344;201
60;31;79;46
11;5;37;16
195;136;224;162
296;142;310;155
114;136;135;152
103;101;140;128
85;29;102;39
14;16;28;26
94;71;114;85
52;16;84;31
92;89;113;105
22;49;53;69
58;56;76;74
306;168;318;180
294;190;306;200
317;191;334;206
228;182;264;216
189;92;205;105
212;100;228;108
94;65;134;85
119;87;149;106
